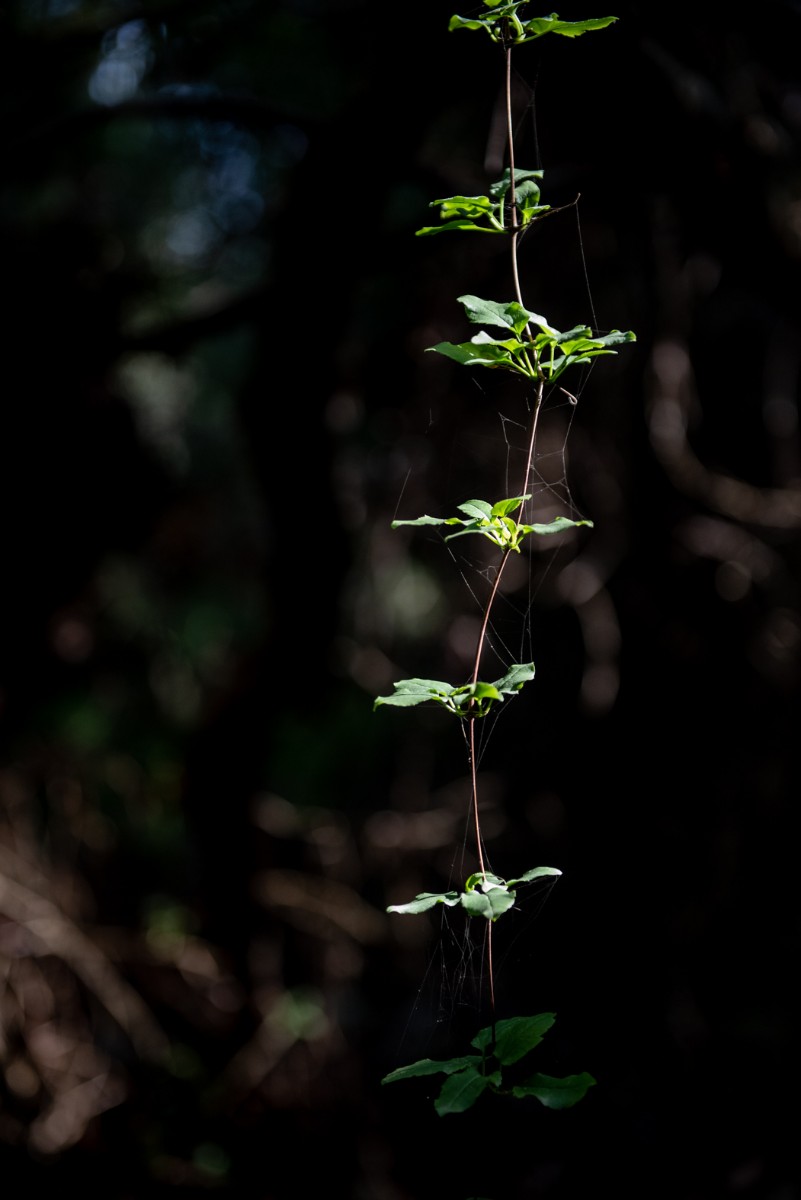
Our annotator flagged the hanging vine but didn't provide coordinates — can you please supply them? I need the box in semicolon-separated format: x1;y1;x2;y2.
376;3;635;1117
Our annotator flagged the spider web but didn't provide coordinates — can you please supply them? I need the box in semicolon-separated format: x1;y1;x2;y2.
385;356;600;1065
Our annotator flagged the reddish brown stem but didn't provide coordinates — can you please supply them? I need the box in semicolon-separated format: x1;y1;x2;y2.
470;547;513;689
468;38;545;1034
487;920;497;1039
506;45;524;308
469;718;485;879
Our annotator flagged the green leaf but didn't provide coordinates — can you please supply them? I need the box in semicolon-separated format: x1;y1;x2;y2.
461;873;517;919
529;314;561;340
464;871;505;891
382;1054;482;1084
434;1066;496;1115
429;339;528;373
595;328;637;347
513;177;542;202
492;662;535;693
540;327;636;382
520;516;593;536
505;866;562;887
484;888;517;919
387;890;461;914
390;514;451;529
416;220;500;237
470;330;526;352
458;294;536;338
448;13;496;34
457;499;494;520
512;1071;596;1108
490;495;530;517
460;890;493;919
416;192;506;237
435;194;496;218
556;337;597;356
471;1013;556;1065
489;168;543;199
555;324;592;342
373;678;455;711
520;15;617;41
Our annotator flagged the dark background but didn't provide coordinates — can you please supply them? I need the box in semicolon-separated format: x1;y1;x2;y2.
1;1;800;1196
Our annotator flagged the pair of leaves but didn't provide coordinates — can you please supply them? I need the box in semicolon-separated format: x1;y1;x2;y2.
374;662;535;719
449;6;617;47
382;1014;595;1116
430;295;636;384
417;168;548;237
392;493;592;553
387;865;561;922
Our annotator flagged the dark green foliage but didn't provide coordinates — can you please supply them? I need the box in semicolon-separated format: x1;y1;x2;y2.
382;1015;596;1116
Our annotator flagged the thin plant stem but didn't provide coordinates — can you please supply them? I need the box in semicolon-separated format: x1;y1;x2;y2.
486;920;497;1047
520;378;545;502
506;45;524;307
468;35;544;1029
506;46;517;223
471;547;513;689
469;718;485;878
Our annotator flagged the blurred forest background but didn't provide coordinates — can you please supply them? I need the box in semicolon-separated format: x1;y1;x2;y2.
1;0;801;1196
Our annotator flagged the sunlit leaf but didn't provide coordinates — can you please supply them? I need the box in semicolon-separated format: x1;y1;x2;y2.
458;294;536;337
429;339;526;372
373;678;455;710
596;328;637;347
457;499;494;520
464;871;505;891
505;866;562;886
416;220;500;236
436;195;496;217
460;889;493;918
390;514;452;529
387;890;461;914
520;15;617;40
484;888;516;919
490;495;530;516
493;662;535;693
521;516;593;536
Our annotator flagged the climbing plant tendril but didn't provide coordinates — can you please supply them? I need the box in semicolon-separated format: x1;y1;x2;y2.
375;4;634;1118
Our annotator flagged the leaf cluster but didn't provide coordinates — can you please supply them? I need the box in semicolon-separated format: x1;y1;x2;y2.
388;865;561;921
382;1014;595;1116
393;493;591;553
449;5;617;47
374;662;535;719
431;295;635;383
417;168;548;237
